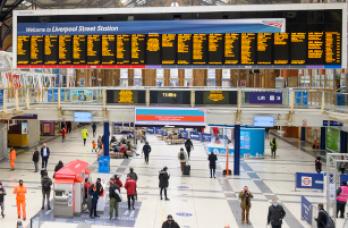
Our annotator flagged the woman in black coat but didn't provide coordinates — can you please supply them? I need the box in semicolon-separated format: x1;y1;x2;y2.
208;152;218;178
159;167;170;200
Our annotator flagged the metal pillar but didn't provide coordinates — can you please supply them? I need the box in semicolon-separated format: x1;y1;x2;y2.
234;124;240;176
103;122;110;157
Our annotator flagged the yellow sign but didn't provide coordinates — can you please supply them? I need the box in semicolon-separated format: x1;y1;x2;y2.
162;92;177;98
118;90;134;104
208;91;224;102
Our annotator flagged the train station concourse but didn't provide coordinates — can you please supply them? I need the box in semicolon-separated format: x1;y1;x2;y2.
0;0;348;228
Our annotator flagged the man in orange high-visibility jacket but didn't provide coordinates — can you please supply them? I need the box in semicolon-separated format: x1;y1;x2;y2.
9;148;16;171
13;179;27;220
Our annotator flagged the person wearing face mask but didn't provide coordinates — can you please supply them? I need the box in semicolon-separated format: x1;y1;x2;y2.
162;214;180;228
13;180;27;221
267;198;286;228
0;181;6;218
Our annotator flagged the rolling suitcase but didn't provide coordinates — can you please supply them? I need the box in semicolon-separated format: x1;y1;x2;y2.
183;164;191;176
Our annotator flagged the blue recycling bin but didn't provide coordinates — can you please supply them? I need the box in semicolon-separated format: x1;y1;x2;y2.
98;156;110;173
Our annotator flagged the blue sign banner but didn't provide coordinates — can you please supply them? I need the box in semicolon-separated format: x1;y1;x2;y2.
179;130;189;139
18;19;284;36
301;196;312;225
0;90;3;107
295;172;324;190
202;133;212;142
323;120;343;127
295;91;309;107
190;132;201;141
245;91;282;104
340;174;348;185
146;127;155;134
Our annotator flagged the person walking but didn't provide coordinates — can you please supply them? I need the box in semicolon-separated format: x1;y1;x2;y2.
9;147;16;171
315;157;322;173
267;198;286;228
315;203;335;228
124;174;137;210
184;138;194;160
41;172;52;210
162;214;180;228
60;127;67;143
83;178;91;213
239;186;253;224
128;168;138;200
40;144;50;169
13;180;27;221
270;138;277;159
92;123;97;138
32;148;39;172
336;181;348;218
178;148;187;174
208;152;218;178
97;136;103;150
185;138;194;159
81;127;89;146
0;181;6;218
109;178;121;220
89;184;99;218
142;141;151;164
159;167;170;201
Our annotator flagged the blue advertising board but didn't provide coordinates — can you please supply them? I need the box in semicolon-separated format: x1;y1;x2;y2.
207;128;265;158
295;91;309;107
301;196;312;225
295;172;324;190
18;19;284;36
190;132;202;141
245;91;282;104
0;90;3;107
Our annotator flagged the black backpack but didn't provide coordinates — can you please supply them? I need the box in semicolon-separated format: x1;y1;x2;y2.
42;177;52;191
179;152;185;160
323;210;335;228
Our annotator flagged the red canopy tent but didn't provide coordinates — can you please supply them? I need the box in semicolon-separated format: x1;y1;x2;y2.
54;160;90;183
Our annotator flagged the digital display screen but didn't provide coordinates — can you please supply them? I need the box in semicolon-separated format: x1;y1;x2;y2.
30;35;44;65
150;91;191;105
72;35;86;65
106;90;146;104
74;112;92;122
17;32;342;68
59;35;72;64
87;35;101;65
253;116;275;127
195;91;238;105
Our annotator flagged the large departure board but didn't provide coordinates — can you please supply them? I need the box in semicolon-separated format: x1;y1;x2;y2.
87;35;101;65
17;32;342;68
241;33;256;65
192;34;207;65
72;35;86;65
208;34;224;65
290;33;307;65
225;33;240;65
30;36;44;65
273;33;289;64
101;35;116;64
257;33;272;65
131;34;146;64
44;35;58;65
17;36;30;65
177;34;192;65
162;34;176;64
146;34;161;65
59;35;72;65
117;34;131;64
325;32;341;65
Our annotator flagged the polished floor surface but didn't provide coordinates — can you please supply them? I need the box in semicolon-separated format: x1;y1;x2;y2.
0;126;345;228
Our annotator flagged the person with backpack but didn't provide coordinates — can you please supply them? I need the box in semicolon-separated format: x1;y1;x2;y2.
270;138;277;159
336;181;348;218
32;147;40;173
267;198;286;228
316;203;335;228
178;148;187;174
208;152;218;178
41;172;52;210
159;167;170;201
0;181;6;218
184;138;194;160
142;141;152;164
109;178;121;220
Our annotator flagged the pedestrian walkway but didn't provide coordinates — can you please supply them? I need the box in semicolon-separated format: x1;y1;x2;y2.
0;125;343;228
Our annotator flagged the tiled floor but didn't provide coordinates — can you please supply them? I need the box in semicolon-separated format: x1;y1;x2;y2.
0;125;346;228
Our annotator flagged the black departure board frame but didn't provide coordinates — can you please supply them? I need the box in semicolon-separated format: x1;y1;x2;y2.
16;32;342;68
